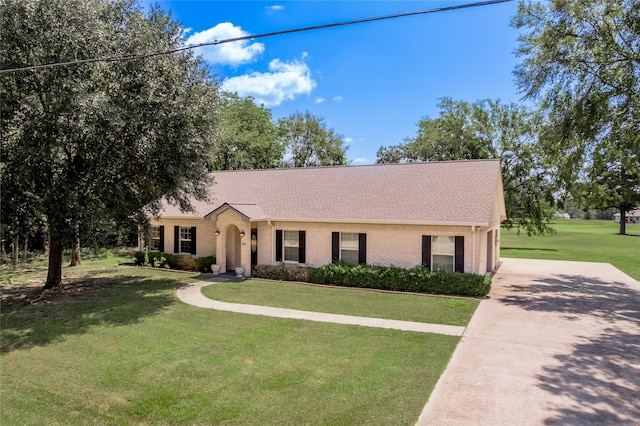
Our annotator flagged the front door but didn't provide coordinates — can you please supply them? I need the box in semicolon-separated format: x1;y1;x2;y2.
251;228;258;270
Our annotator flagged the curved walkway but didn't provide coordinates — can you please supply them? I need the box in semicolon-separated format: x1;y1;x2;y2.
177;280;465;336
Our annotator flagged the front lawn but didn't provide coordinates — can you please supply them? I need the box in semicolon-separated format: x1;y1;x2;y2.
202;280;479;326
501;220;640;280
1;262;462;425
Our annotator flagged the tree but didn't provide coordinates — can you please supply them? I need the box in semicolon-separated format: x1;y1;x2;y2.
1;0;221;288
278;111;348;167
211;93;283;170
377;98;556;236
513;0;640;235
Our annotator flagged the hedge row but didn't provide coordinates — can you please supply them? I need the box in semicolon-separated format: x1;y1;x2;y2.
253;264;310;282
254;262;491;297
133;252;215;273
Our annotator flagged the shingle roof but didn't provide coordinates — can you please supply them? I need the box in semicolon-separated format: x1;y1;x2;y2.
157;159;505;225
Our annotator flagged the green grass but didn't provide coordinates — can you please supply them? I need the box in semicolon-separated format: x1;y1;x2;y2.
501;220;640;280
1;261;463;425
202;280;479;326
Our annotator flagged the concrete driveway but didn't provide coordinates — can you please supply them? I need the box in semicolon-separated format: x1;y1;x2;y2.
417;258;640;425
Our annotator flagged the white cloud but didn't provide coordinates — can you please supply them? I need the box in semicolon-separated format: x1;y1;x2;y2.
184;22;264;65
333;96;343;102
222;59;316;106
344;137;353;143
301;51;309;59
266;5;284;11
351;158;371;165
315;97;326;104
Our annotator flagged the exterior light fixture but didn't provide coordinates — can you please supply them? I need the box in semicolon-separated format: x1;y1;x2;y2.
214;229;220;236
239;230;246;238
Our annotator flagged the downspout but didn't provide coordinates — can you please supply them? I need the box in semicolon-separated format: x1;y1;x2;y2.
471;225;476;274
268;220;275;264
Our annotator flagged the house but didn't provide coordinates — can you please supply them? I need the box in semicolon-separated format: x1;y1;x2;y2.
140;159;506;276
614;209;640;224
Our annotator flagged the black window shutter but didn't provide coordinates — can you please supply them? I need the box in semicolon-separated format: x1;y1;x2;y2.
422;235;431;270
331;232;340;262
190;227;197;255
174;226;179;253
275;230;283;262
455;236;465;272
159;226;165;252
358;233;367;265
298;231;306;264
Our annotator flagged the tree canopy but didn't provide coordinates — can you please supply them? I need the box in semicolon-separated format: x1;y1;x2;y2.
513;0;640;234
377;98;556;236
210;93;283;170
1;0;221;287
278;111;348;167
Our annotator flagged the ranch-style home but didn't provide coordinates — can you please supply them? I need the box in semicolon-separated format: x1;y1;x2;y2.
614;209;640;224
139;159;506;277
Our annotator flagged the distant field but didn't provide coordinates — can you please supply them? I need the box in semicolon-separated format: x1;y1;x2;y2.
501;220;640;280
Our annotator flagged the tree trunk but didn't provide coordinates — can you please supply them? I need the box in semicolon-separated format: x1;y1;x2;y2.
44;234;64;289
619;208;627;235
11;236;19;266
69;238;82;266
23;236;28;263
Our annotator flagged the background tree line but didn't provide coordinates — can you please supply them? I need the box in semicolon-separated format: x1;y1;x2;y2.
378;0;639;236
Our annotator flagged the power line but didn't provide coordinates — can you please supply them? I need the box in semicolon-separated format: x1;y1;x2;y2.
0;0;513;74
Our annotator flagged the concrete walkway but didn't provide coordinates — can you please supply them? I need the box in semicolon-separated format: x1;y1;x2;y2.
177;279;465;336
417;258;640;425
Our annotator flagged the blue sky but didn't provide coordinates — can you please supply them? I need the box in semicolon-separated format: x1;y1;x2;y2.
149;0;522;165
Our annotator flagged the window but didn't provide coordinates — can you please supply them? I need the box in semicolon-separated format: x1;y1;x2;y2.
174;226;196;255
180;227;192;254
276;230;306;264
332;232;366;265
284;231;299;262
150;226;161;251
431;235;455;272
423;235;464;272
340;233;360;265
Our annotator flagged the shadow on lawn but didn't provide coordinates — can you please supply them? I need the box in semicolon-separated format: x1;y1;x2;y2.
0;272;190;353
500;274;640;424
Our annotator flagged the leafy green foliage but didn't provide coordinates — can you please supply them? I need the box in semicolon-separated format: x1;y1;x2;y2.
254;262;490;296
0;0;221;287
307;263;490;297
377;98;556;235
133;252;215;272
278;111;348;167
513;0;640;234
253;264;310;282
210;93;283;170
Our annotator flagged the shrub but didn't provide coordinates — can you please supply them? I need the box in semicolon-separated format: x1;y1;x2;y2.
133;252;215;272
195;256;216;273
307;262;490;297
253;264;310;282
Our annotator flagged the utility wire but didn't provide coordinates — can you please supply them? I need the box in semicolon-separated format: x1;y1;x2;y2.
0;0;513;74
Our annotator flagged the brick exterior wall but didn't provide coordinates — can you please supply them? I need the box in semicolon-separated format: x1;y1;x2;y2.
142;214;502;276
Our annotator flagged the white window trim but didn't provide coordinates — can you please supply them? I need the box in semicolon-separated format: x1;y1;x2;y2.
150;226;161;251
340;232;359;265
431;235;455;272
283;230;300;263
179;227;192;254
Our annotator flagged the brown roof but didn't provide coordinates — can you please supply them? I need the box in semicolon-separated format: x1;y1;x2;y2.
158;159;505;226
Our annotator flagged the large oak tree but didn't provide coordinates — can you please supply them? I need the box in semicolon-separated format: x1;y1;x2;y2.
513;0;640;235
1;0;221;288
278;111;348;167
